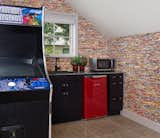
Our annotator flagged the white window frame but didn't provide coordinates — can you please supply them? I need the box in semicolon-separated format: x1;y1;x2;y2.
44;9;78;57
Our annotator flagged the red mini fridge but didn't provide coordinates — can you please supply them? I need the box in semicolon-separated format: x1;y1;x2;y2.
83;75;107;119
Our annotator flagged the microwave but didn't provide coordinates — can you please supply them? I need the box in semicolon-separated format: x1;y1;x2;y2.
89;58;115;72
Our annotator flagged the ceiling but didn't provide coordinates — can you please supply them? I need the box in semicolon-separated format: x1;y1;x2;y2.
65;0;160;38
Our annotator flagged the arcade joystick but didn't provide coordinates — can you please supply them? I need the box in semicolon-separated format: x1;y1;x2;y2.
25;77;31;85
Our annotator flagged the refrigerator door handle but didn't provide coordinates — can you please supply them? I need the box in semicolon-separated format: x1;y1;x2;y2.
91;75;107;78
93;83;101;87
84;75;107;78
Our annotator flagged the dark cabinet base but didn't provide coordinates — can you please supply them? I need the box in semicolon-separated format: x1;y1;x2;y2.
50;72;123;123
108;101;122;115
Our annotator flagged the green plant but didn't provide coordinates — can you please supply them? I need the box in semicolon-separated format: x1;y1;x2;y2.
79;56;87;66
70;56;81;65
45;45;53;55
44;22;53;34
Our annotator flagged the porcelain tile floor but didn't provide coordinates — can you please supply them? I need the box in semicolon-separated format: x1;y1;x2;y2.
52;116;160;138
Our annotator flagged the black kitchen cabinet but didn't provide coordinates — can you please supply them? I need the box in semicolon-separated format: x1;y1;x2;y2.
50;75;83;124
108;73;123;115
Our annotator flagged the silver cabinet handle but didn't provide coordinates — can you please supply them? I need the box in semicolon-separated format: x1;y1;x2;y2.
62;83;69;87
62;92;66;95
112;97;117;101
62;83;65;87
65;92;69;96
119;97;122;100
65;83;69;87
62;92;69;96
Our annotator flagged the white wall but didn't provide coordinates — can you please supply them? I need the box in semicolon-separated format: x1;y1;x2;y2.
66;0;160;38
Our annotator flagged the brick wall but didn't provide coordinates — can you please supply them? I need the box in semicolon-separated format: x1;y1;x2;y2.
108;32;160;123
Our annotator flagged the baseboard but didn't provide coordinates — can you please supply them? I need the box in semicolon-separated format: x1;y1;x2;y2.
121;109;160;133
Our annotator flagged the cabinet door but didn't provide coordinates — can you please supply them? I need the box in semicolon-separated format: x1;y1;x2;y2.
108;74;123;115
108;74;123;97
108;96;123;115
52;76;66;124
63;76;83;122
51;75;83;124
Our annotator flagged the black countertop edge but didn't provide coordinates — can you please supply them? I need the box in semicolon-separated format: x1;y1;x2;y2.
49;72;123;76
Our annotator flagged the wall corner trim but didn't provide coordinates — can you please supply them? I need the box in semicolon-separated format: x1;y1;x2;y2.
121;109;160;134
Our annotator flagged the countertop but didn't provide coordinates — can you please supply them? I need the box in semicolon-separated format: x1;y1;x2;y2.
49;71;123;76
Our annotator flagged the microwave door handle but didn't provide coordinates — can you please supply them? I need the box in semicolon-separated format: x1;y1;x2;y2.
111;60;113;69
111;60;113;70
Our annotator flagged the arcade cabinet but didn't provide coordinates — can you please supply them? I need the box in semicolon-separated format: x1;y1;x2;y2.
0;5;51;138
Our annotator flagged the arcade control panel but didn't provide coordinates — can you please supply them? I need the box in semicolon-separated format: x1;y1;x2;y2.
0;77;50;92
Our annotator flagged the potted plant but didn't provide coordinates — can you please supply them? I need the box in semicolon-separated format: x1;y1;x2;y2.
79;56;87;72
70;56;80;72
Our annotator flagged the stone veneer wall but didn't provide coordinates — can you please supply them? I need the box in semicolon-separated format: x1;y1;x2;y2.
0;0;108;72
108;32;160;123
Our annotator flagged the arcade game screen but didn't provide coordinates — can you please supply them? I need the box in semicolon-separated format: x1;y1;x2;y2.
0;6;50;92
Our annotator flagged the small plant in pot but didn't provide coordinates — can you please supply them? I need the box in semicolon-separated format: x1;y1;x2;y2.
79;56;87;72
71;56;80;72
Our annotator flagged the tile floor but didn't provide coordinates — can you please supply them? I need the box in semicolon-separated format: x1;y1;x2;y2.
52;116;160;138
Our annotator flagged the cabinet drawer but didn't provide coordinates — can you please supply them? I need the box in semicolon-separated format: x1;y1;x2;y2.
110;81;123;86
108;86;123;97
109;96;123;104
109;74;123;82
108;96;123;115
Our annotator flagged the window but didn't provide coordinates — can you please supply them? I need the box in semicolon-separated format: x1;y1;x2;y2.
44;11;78;57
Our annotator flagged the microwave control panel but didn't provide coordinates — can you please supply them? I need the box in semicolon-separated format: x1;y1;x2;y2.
0;78;50;92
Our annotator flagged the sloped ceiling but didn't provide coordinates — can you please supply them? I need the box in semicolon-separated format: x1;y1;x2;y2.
65;0;160;38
